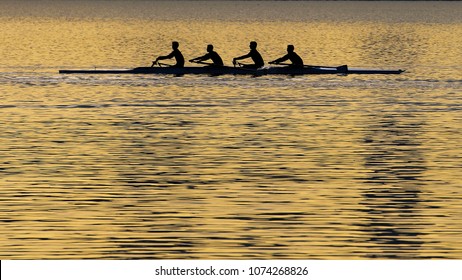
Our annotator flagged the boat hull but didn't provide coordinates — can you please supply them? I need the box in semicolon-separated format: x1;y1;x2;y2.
59;66;404;75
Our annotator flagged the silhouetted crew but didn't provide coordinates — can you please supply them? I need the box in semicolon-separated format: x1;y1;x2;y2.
189;44;224;66
152;41;185;67
232;41;264;69
269;45;304;67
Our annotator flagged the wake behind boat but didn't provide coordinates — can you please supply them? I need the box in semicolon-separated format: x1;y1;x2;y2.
59;65;405;75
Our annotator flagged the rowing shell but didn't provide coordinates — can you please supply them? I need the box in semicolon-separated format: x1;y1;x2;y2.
59;66;404;75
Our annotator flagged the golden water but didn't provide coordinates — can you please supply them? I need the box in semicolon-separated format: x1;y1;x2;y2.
0;1;461;259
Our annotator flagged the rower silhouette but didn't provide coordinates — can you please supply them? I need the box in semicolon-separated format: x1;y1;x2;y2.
233;41;264;69
152;41;185;67
269;45;304;68
189;44;224;66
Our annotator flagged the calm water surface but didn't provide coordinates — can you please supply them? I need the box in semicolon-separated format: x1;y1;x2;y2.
0;1;461;259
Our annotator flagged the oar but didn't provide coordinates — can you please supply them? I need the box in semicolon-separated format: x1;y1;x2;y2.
270;62;348;71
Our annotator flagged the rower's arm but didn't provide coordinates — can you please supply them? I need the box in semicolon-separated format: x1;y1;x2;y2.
156;51;175;61
190;53;209;62
234;52;251;61
270;54;289;64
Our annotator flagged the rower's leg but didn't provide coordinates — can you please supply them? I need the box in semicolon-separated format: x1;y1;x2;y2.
242;64;258;69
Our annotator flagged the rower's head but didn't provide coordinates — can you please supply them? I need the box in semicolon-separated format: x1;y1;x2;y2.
249;41;257;50
172;41;179;50
287;45;295;53
207;44;214;52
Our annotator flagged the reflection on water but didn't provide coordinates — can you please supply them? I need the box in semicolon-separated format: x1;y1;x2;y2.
360;26;422;66
0;1;461;259
359;113;428;258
